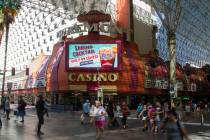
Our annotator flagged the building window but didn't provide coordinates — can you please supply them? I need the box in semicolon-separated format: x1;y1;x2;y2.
50;36;53;41
57;32;60;38
62;20;65;25
50;16;53;22
47;47;50;52
43;39;46;44
54;23;57;29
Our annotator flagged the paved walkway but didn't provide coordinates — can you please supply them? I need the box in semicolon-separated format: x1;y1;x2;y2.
1;110;210;140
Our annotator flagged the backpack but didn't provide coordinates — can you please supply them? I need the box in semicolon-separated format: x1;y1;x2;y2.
137;104;143;113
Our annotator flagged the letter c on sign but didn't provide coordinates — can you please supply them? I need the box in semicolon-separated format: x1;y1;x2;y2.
108;73;118;82
69;73;76;81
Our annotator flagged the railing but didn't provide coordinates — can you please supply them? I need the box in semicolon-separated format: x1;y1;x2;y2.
179;110;210;125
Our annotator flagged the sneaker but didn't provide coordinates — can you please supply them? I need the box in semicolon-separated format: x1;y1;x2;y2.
20;120;24;123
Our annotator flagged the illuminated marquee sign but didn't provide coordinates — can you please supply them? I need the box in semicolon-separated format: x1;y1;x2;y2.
67;43;119;69
68;73;118;82
57;22;122;38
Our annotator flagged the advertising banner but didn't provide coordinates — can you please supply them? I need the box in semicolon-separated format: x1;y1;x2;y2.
68;44;118;69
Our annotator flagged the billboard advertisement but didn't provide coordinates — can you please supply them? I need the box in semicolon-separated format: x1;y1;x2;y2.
68;44;118;69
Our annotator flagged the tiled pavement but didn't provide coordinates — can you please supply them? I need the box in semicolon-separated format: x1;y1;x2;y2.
1;110;210;140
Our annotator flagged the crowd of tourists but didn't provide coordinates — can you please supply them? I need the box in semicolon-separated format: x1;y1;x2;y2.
80;99;193;140
1;95;208;139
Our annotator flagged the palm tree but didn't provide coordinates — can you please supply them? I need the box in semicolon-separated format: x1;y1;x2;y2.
0;0;21;96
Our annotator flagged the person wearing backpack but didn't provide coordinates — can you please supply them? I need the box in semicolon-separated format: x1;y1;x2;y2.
121;101;130;129
161;108;190;140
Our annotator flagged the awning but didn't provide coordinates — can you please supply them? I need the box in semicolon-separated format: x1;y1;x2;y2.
11;87;46;95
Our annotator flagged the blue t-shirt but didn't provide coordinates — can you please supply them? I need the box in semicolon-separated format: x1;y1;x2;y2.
166;121;184;140
83;102;90;113
137;104;143;113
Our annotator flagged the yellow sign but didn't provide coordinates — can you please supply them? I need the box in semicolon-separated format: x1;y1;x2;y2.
100;85;117;92
69;85;87;91
68;73;118;82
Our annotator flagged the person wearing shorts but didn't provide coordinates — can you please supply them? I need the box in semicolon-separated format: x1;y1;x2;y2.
93;101;107;139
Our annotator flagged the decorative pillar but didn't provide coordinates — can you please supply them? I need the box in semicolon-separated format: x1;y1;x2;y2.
168;33;177;99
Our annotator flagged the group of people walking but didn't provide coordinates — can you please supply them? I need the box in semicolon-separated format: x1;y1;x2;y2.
81;100;130;139
0;95;48;136
137;101;190;140
81;99;190;140
0;96;27;128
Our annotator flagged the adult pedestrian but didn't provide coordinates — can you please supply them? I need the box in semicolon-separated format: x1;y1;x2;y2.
89;101;96;124
106;101;115;127
1;96;6;114
81;99;90;124
136;102;143;118
18;96;27;123
161;108;189;140
155;102;163;133
44;99;49;117
5;97;11;120
121;101;130;129
36;95;45;135
148;105;156;132
93;100;107;139
139;105;148;131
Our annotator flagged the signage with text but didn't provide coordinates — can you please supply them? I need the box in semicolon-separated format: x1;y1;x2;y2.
68;44;118;69
57;23;122;38
68;73;118;82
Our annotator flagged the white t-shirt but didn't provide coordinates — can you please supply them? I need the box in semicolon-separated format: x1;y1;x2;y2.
93;106;106;121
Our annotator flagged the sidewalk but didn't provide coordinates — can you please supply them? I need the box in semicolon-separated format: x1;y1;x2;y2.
1;109;210;140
